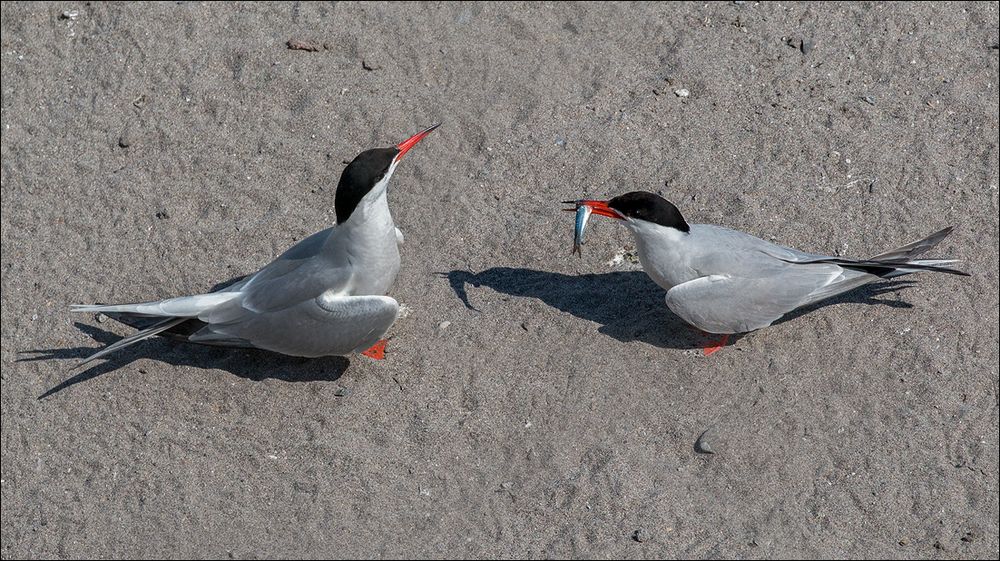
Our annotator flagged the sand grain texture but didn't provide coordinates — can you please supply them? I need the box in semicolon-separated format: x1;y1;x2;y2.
2;2;998;558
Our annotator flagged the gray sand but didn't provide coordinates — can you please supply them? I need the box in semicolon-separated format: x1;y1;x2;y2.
2;2;998;558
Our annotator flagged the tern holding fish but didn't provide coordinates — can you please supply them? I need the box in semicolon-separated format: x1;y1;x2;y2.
72;124;440;366
564;192;969;354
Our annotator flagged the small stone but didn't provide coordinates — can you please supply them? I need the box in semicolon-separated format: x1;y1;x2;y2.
31;314;38;321
96;313;108;323
60;10;79;20
674;88;690;98
554;136;567;148
155;210;170;220
499;481;513;490
695;428;716;454
861;95;876;106
437;320;451;331
632;529;650;543
334;387;350;397
800;39;815;55
286;38;320;52
118;129;132;148
361;59;381;71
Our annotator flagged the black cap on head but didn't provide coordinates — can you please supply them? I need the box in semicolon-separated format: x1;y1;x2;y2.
335;147;399;223
608;191;689;232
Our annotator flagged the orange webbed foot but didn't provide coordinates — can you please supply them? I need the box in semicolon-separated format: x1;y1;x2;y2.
702;334;730;357
361;339;387;360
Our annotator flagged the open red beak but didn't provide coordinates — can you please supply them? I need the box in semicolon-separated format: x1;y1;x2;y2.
561;199;622;219
395;123;440;162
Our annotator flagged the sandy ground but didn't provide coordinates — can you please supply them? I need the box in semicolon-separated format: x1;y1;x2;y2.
2;1;998;558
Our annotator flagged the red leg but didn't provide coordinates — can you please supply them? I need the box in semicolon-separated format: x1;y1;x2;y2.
361;339;387;360
702;334;730;356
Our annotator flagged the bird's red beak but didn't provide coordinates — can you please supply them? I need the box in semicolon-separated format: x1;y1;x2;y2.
395;123;440;162
562;199;622;219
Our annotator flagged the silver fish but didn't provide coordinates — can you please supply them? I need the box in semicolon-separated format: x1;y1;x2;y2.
572;203;592;257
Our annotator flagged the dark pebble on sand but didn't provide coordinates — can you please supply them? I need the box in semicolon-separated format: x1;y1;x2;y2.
287;39;320;52
632;529;650;543
155;210;170;220
800;39;814;55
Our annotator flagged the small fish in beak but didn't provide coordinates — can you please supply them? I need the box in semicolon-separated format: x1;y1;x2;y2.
562;200;593;257
572;203;593;257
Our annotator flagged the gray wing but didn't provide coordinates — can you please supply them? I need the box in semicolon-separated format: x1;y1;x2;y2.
665;264;855;334
235;226;354;313
192;295;398;357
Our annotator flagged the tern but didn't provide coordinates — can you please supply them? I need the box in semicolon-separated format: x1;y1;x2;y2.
565;191;968;354
72;124;439;366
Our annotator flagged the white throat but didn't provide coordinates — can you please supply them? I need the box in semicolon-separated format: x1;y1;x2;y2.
623;218;690;290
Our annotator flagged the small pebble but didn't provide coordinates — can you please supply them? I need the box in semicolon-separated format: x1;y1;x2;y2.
96;313;108;323
361;59;381;71
674;88;690;98
437;320;451;331
861;95;876;106
632;529;650;543
155;210;170;220
286;39;320;52
800;39;815;55
334;387;350;397
695;428;716;454
118;130;132;148
60;10;79;20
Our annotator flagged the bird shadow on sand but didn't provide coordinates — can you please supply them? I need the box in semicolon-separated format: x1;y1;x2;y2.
442;267;917;351
21;325;351;400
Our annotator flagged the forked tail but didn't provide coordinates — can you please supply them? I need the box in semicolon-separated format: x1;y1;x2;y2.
794;227;970;278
